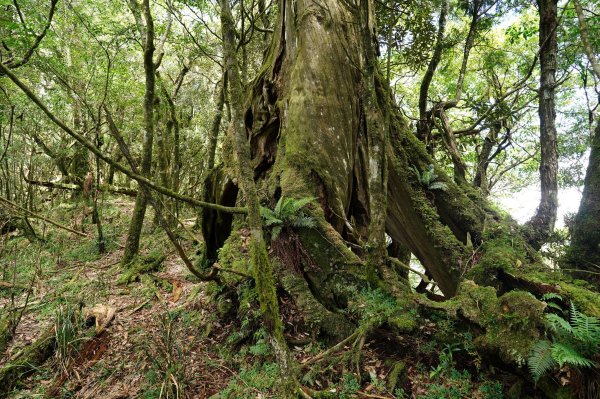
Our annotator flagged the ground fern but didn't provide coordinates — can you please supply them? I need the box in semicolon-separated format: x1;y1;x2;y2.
528;302;600;382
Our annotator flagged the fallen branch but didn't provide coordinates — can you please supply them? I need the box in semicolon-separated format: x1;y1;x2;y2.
0;195;88;237
24;178;137;197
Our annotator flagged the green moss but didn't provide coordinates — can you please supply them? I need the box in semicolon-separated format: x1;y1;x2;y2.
450;282;546;365
117;250;165;285
556;282;600;317
467;217;537;287
0;314;14;354
217;228;250;285
280;268;354;341
386;361;407;393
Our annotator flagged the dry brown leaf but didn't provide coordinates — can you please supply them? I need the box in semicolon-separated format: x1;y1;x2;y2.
172;281;182;303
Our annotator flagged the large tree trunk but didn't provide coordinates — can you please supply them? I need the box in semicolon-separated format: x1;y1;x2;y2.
564;122;600;287
197;0;597;393
204;0;484;305
564;0;600;289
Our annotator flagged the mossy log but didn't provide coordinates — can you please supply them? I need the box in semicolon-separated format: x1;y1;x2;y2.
0;326;56;397
0;314;15;354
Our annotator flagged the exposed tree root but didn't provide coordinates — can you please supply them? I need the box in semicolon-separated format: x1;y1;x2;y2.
117;252;166;285
279;269;354;342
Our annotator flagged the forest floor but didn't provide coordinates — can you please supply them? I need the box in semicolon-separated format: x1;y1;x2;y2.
0;197;520;398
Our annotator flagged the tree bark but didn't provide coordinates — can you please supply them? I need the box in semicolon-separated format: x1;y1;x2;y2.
219;0;296;394
563;0;600;288
526;0;558;249
417;0;448;146
564;121;600;287
122;0;156;266
207;72;227;171
207;0;483;298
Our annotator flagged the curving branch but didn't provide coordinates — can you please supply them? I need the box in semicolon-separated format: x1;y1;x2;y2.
1;0;59;71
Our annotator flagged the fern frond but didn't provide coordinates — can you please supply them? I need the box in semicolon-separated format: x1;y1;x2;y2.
286;197;316;214
551;343;596;368
569;304;600;346
260;207;282;227
274;197;284;215
428;181;448;191
291;215;317;229
541;293;563;302
264;218;283;227
411;166;421;179
546;313;573;335
271;226;283;240
528;340;557;381
546;302;564;312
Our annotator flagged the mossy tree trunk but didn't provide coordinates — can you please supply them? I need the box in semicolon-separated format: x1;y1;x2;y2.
216;0;484;298
122;0;156;267
219;0;296;395
202;0;600;392
564;122;600;288
564;5;600;289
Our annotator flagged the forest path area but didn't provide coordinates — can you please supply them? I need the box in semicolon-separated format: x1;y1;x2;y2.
0;198;233;398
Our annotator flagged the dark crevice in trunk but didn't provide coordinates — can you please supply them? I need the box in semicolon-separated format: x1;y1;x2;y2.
201;167;239;260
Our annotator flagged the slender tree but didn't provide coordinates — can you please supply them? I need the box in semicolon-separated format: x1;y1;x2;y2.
526;0;559;249
122;0;157;266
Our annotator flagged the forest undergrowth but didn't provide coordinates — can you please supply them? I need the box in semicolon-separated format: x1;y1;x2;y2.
0;196;549;399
